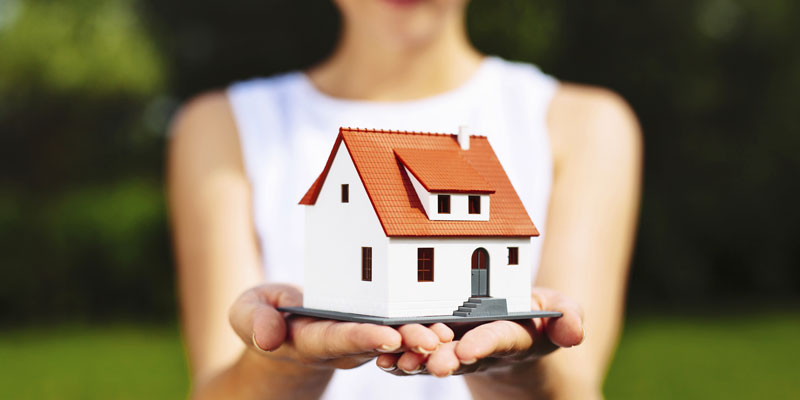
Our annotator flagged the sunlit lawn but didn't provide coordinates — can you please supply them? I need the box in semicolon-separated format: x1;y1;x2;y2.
1;313;798;399
0;325;188;399
605;312;800;399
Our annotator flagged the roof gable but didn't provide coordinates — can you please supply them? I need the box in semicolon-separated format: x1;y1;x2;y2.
300;128;538;237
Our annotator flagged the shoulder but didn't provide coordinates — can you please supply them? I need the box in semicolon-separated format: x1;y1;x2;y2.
167;90;245;189
547;83;642;169
170;90;237;144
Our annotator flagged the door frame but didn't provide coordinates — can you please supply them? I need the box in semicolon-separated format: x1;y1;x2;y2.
471;248;490;297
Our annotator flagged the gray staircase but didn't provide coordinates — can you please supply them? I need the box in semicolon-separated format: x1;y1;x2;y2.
453;297;508;317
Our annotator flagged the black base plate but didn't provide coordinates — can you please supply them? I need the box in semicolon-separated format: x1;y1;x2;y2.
277;306;562;326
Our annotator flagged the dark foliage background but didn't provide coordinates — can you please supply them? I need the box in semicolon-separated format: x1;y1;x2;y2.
1;0;799;325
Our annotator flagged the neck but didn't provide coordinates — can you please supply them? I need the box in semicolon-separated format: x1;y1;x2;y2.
307;17;483;101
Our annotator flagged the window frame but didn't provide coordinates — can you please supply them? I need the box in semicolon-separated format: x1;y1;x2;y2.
507;247;519;265
417;248;434;282
437;194;451;214
341;184;349;203
361;247;372;281
468;195;481;214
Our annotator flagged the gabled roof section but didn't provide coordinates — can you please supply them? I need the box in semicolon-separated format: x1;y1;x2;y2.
300;127;538;237
299;134;342;205
394;148;494;194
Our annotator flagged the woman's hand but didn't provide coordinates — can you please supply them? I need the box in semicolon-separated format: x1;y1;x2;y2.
375;287;584;377
229;283;454;370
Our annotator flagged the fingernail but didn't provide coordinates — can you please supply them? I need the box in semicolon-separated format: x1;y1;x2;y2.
379;364;398;372
376;343;401;353
460;358;477;365
435;370;453;378
413;345;436;355
252;332;270;353
400;365;424;375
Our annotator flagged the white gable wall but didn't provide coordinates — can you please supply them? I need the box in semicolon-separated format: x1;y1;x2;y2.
429;193;490;221
303;144;390;316
405;167;432;216
386;237;532;317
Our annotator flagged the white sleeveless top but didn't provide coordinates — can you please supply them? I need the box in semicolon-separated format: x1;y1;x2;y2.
228;56;558;400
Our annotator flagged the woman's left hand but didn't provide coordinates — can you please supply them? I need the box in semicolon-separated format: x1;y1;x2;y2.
375;287;584;377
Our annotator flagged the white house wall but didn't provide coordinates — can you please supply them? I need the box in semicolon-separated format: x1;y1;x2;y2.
303;144;390;316
386;237;532;317
404;167;490;221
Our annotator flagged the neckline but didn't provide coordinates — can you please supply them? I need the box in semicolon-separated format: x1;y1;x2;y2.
297;56;498;110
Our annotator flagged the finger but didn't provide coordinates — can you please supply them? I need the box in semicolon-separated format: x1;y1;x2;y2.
532;288;585;348
397;324;440;354
396;350;427;374
454;320;534;364
376;353;400;372
426;341;460;377
429;323;455;343
290;319;402;360
229;283;303;352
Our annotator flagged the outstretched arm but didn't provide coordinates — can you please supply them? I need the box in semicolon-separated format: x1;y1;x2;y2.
383;84;641;398
168;91;333;399
168;91;453;399
522;84;642;398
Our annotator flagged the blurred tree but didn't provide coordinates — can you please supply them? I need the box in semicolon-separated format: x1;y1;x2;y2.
0;0;171;323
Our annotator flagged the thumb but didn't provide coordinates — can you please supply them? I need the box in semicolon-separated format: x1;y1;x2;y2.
229;283;303;352
532;287;585;348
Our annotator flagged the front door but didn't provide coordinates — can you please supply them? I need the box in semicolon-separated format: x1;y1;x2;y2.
471;248;489;296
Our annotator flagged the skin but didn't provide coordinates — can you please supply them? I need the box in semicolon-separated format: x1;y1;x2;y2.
168;0;641;398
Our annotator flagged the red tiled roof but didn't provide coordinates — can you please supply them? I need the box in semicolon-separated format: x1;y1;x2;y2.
300;128;538;237
394;148;494;194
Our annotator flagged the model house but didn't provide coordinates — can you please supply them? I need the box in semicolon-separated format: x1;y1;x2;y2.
300;127;539;318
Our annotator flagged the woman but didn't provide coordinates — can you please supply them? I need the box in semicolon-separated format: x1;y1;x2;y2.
168;0;641;398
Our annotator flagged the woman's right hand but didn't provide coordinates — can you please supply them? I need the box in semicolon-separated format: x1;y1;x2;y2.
229;283;453;370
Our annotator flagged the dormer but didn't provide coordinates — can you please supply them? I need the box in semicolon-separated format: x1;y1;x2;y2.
395;147;494;221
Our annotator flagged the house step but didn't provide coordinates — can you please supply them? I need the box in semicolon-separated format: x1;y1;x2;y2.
453;297;509;317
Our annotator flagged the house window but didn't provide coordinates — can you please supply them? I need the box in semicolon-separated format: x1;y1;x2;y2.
341;184;349;203
361;247;372;281
417;248;434;282
437;195;450;214
508;247;519;265
468;196;481;214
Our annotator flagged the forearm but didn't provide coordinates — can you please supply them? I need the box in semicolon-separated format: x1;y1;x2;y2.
192;349;334;400
464;354;601;400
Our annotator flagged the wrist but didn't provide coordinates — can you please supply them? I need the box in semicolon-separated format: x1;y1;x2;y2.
532;355;603;400
192;349;334;400
239;347;335;381
465;356;602;400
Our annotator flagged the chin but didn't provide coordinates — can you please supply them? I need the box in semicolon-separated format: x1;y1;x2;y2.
381;0;428;6
336;0;467;46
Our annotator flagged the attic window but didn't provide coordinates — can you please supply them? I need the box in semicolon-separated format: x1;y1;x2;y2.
437;195;451;214
508;247;519;265
341;184;349;203
468;196;481;214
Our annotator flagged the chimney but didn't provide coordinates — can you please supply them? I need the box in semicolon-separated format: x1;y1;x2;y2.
457;125;470;150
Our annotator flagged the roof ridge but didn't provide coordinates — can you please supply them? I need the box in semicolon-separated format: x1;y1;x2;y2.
339;126;486;138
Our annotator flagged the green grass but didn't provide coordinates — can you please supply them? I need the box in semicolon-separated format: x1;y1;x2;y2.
605;312;800;399
0;314;798;399
0;325;188;400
